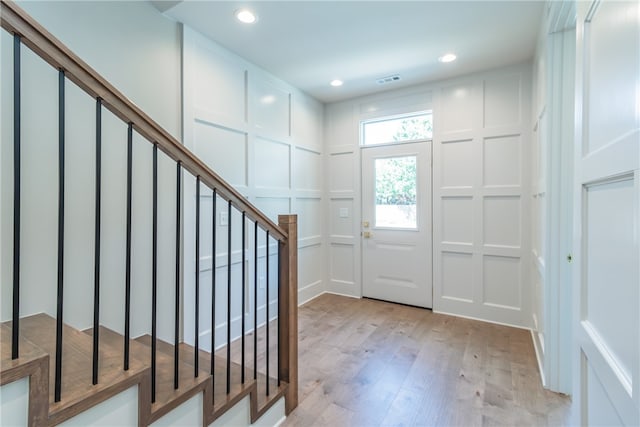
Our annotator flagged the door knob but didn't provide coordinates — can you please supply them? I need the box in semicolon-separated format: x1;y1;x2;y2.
363;231;372;238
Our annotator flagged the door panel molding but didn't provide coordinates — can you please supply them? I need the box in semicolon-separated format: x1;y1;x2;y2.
433;71;531;327
361;141;433;308
573;0;639;424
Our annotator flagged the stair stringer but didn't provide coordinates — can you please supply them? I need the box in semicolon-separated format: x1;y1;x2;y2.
1;319;286;426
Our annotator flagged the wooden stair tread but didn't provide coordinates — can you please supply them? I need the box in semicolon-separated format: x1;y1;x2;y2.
254;378;288;421
86;326;210;424
1;322;48;382
2;317;289;425
3;314;148;425
175;342;255;415
135;335;258;421
175;341;287;422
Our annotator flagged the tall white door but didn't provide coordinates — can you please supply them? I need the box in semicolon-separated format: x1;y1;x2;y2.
361;142;432;308
573;1;639;425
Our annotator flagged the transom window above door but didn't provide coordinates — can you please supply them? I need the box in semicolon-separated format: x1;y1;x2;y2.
361;111;433;146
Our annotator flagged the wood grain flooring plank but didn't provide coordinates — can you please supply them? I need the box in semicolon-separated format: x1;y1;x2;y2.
283;294;571;427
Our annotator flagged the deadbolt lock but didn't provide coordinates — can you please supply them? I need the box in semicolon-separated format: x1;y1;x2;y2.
362;221;370;228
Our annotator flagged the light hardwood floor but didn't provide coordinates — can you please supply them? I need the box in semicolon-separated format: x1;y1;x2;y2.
281;293;572;427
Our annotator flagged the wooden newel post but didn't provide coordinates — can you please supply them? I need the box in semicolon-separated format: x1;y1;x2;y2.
278;214;298;415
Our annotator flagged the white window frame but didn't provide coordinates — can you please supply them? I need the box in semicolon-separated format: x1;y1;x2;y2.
360;110;433;147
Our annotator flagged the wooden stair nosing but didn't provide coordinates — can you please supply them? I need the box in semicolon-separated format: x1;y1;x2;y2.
0;323;50;426
48;368;148;427
136;335;259;425
1;316;288;427
136;335;257;397
250;379;288;423
2;314;149;426
172;340;288;424
1;323;48;385
85;326;211;425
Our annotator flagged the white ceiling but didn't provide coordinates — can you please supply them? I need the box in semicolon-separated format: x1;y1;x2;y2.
157;1;544;103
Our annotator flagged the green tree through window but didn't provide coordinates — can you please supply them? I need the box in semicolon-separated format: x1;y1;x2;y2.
392;116;433;142
362;112;432;145
375;157;416;205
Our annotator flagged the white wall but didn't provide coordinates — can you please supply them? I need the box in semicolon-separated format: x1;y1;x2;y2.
58;386;138;426
0;378;29;426
181;27;325;349
324;62;533;328
1;0;181;344
531;6;548;369
434;64;532;328
16;1;182;140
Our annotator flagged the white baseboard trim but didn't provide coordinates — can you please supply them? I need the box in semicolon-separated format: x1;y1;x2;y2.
324;291;361;300
297;290;362;308
326;280;360;298
431;308;531;331
298;280;324;306
274;415;287;427
530;328;547;388
298;291;328;307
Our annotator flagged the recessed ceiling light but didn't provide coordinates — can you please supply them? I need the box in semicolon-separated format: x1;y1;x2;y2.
439;53;457;63
260;95;275;105
330;79;343;87
235;9;257;24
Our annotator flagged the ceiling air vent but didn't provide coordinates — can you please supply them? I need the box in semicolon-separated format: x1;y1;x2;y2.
376;74;401;85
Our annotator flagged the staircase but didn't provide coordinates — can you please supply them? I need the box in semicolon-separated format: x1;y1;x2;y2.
0;1;298;425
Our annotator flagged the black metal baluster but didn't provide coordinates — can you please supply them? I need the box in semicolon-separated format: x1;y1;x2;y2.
174;162;182;389
211;189;217;401
226;200;232;394
253;221;258;380
12;34;21;361
241;212;246;384
195;177;200;377
265;230;270;396
151;144;158;402
54;69;66;403
92;98;102;385
124;122;133;371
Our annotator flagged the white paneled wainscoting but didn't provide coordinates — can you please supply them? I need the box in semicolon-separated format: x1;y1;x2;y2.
433;68;532;327
181;26;326;350
325;62;533;329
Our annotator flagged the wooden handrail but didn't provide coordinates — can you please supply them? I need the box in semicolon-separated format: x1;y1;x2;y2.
0;0;286;241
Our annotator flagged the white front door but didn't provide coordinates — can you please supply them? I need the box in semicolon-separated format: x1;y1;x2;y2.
573;1;639;425
361;142;432;308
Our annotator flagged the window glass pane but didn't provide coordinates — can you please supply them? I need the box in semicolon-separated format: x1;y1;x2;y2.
375;156;417;228
363;112;432;146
